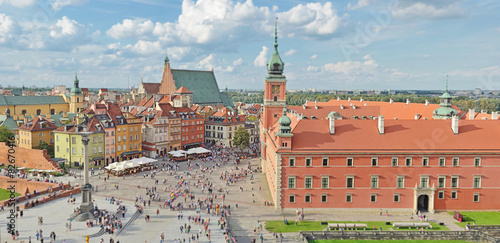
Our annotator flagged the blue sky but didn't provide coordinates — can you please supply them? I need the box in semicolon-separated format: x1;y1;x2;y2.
0;0;499;91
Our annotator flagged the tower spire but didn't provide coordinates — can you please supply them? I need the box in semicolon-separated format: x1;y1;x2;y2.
274;17;278;49
446;75;448;92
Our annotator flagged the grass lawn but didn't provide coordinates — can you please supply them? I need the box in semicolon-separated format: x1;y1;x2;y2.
447;211;500;227
0;188;21;201
311;240;466;243
265;220;448;233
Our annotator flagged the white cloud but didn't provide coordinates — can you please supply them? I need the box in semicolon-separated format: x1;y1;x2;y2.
323;55;379;75
232;58;243;66
0;14;20;44
46;16;91;51
284;49;297;56
107;19;155;39
279;2;346;37
254;46;268;67
51;0;88;10
0;0;36;8
310;54;318;59
347;0;371;10
391;0;466;20
306;65;319;72
49;16;86;39
124;40;162;55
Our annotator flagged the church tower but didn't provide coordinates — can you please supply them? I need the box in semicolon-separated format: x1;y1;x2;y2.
159;53;175;95
70;73;83;113
261;20;287;158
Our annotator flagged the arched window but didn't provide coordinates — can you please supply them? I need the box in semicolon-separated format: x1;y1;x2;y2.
36;109;41;115
22;110;27;115
50;109;55;115
77;98;80;102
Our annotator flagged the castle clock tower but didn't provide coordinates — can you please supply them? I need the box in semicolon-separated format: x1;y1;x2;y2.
261;20;287;161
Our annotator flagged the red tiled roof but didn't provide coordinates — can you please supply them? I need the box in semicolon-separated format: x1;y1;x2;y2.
274;118;500;153
292;99;463;120
175;86;192;94
19;116;58;132
158;95;172;104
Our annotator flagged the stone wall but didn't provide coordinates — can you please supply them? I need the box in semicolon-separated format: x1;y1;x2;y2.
0;175;64;196
300;231;488;242
0;142;61;171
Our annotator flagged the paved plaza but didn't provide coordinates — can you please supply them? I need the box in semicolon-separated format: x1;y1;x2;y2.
0;149;466;243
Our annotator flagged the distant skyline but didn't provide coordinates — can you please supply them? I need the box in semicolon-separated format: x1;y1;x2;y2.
0;0;499;91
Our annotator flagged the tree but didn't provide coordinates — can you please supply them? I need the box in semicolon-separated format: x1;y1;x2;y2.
247;115;259;121
39;141;54;158
233;126;250;149
0;126;14;143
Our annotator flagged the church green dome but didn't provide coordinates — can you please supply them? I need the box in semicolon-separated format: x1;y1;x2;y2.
71;73;82;95
278;107;291;126
267;20;285;79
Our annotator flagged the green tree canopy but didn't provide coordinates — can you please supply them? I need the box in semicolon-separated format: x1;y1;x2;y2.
233;126;250;149
0;126;14;143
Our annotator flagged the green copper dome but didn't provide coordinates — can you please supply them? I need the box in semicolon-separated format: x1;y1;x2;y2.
278;107;291;126
433;76;457;119
267;20;285;79
70;73;82;95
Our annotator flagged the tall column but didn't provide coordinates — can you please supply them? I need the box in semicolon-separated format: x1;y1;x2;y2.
74;131;94;221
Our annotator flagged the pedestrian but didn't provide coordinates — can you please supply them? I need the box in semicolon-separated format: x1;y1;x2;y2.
380;209;382;216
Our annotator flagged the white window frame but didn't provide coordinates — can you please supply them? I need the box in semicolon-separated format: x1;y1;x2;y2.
422;157;429;167
474;157;481;167
392;157;398;166
305;157;312;167
473;175;481;188
405;157;412;166
438;191;444;199
321;176;329;189
393;193;400;202
304;194;311;203
371;175;379;188
439;157;446;167
305;176;313;189
346;193;352;203
321;194;328;203
370;193;377;202
451;190;458;199
346;176;354;188
289;194;295;203
451;176;459;188
452;157;459;166
438;176;446;188
347;157;353;166
396;175;405;188
322;157;329;166
473;193;480;202
420;175;430;188
371;157;378;166
288;176;296;189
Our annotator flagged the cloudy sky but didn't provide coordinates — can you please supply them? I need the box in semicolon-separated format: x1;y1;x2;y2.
1;0;499;90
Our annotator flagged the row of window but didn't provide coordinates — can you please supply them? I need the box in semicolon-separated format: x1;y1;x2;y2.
288;192;481;203
117;127;139;132
182;135;202;141
288;175;482;189
289;157;482;167
182;121;203;126
117;135;139;142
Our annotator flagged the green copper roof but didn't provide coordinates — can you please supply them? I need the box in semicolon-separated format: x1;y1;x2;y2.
0;116;19;130
267;20;285;79
0;95;67;106
433;76;457;119
220;91;234;108
277;107;292;135
71;73;82;95
164;53;169;64
50;112;78;127
171;69;224;105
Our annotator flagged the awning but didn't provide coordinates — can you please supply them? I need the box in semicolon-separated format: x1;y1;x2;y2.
120;150;141;156
92;157;104;161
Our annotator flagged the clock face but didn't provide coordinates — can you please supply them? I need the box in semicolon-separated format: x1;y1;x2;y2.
272;85;280;94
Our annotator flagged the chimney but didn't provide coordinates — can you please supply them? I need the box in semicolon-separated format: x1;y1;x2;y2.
468;109;475;120
378;115;384;134
315;100;317;104
64;125;67;132
337;97;340;101
451;115;459;135
305;100;309;106
425;100;429;106
348;97;351;102
352;105;356;110
63;112;68;118
364;103;367;106
492;111;499;120
329;117;335;135
303;105;306;110
415;114;420;120
360;97;363;102
406;99;410;105
24;117;29;124
389;98;393;104
340;105;344;110
481;110;487;114
315;105;318;109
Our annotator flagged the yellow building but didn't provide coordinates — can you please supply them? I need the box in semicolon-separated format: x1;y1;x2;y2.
110;109;142;161
0;95;69;119
18;116;58;149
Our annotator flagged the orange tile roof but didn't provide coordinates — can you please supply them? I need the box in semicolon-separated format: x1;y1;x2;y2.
298;99;465;120
175;86;192;94
288;104;380;120
273;118;500;153
19;116;58;132
158;95;172;104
